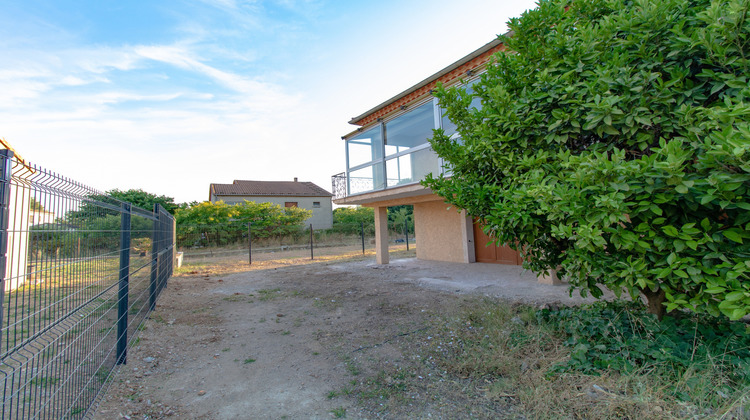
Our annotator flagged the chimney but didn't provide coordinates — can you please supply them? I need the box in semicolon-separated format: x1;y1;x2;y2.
294;177;298;182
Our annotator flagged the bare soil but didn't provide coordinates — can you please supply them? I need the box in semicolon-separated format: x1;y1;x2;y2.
94;253;595;419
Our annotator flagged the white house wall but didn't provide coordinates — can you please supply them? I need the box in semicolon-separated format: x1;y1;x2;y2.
217;195;333;230
6;181;30;292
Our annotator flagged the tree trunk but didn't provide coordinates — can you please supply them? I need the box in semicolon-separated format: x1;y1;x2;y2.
640;287;666;321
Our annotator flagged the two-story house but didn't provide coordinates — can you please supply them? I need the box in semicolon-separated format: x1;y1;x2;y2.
209;178;333;230
332;39;532;271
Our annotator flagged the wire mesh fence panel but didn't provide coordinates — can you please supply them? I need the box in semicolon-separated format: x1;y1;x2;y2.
176;221;417;268
0;151;175;419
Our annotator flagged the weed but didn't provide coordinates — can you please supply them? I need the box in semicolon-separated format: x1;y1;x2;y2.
243;358;256;364
281;331;291;336
223;294;246;302
257;288;282;302
312;352;320;356
222;348;230;352
343;357;360;376
359;369;411;401
331;406;346;418
327;390;338;399
95;367;110;383
312;296;342;310
259;317;266;323
339;385;353;396
150;314;166;324
69;407;85;415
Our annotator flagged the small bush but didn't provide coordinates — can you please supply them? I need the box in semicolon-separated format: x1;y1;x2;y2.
541;301;750;396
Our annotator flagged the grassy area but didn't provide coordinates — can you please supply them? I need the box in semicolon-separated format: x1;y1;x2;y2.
337;299;750;419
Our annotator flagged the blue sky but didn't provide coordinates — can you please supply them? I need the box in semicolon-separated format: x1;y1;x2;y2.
1;0;537;204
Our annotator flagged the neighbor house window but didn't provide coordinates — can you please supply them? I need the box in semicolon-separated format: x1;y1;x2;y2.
285;202;298;208
313;201;321;208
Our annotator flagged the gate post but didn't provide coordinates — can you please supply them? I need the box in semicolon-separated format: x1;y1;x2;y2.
116;202;131;365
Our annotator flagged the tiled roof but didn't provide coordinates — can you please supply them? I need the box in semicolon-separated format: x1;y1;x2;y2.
210;180;332;197
347;38;507;128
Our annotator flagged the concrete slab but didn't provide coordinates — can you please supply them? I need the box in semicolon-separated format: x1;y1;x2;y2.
351;258;613;307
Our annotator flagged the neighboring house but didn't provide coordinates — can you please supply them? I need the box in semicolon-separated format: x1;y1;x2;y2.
331;39;554;280
29;208;55;226
209;178;333;230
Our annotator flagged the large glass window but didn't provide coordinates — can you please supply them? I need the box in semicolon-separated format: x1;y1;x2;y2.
440;110;458;137
384;101;434;156
386;148;441;187
440;80;482;137
347;125;383;168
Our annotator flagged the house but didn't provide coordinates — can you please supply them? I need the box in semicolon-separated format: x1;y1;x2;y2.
29;208;55;226
209;178;333;230
331;38;557;281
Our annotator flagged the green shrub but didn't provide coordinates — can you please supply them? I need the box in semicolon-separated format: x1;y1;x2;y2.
426;0;750;319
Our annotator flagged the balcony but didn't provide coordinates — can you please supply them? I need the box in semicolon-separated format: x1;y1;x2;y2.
331;146;445;200
332;98;454;202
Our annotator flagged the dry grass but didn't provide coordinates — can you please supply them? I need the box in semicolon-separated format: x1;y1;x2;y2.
175;245;416;276
413;298;750;419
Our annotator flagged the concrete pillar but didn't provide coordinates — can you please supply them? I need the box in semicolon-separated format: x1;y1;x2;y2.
374;206;389;264
538;267;563;285
460;211;476;263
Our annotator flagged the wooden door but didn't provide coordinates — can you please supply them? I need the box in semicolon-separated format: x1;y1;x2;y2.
472;222;521;265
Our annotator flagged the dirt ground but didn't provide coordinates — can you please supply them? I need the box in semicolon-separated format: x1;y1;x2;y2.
94;254;599;419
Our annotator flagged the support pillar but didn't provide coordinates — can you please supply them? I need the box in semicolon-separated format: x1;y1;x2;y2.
538;267;563;285
374;206;389;264
460;211;476;263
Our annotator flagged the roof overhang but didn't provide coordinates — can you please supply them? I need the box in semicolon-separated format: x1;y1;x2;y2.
333;183;444;207
345;37;507;131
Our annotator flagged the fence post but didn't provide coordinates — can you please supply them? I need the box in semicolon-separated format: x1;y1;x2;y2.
116;202;131;365
361;222;365;255
248;222;252;265
0;149;14;353
171;212;176;280
149;204;160;311
405;219;409;251
309;224;314;260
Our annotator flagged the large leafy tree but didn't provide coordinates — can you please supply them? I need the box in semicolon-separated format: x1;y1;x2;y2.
107;189;178;214
425;0;750;319
66;188;178;224
331;206;375;234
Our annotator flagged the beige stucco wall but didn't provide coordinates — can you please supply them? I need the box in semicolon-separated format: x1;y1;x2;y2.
414;201;472;263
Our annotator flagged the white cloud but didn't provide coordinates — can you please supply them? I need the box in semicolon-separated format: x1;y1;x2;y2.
1;0;539;204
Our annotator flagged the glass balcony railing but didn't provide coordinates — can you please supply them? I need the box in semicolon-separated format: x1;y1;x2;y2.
332;145;444;200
